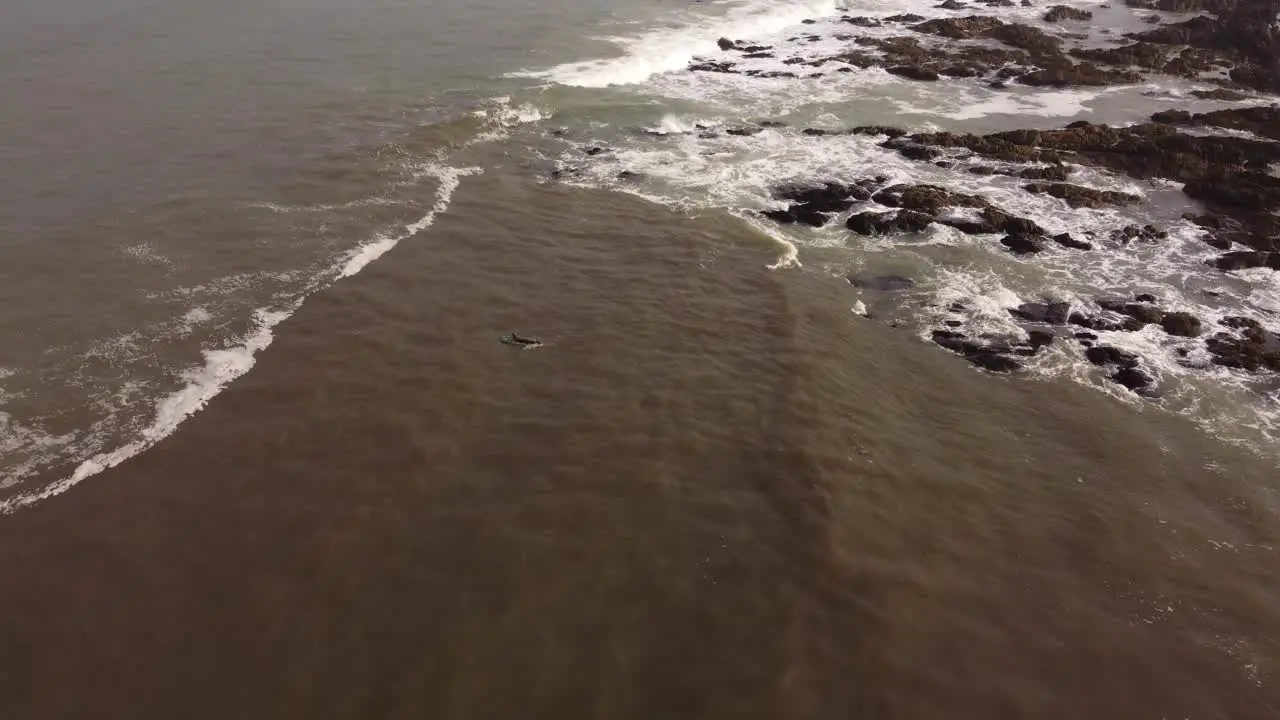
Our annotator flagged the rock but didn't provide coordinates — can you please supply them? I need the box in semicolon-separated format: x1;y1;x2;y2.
1017;64;1144;87
802;128;834;136
990;23;1063;57
885;13;928;22
1112;366;1158;395
1151;109;1193;124
938;218;1000;234
743;51;774;59
1161;311;1203;337
766;182;872;227
1019;165;1072;181
873;183;990;214
1221;315;1263;332
584;146;606;156
725;126;764;136
1112;224;1167;244
1134;293;1158;303
898;142;944;160
845;126;906;140
1001;233;1047;254
689;60;738;73
930;330;1026;372
1190;88;1250;101
1214;251;1280;271
1027;329;1056;350
842;16;884;27
1053;232;1094;250
982;207;1047;235
848;274;916;291
1098;300;1163;325
971;352;1026;372
1010;301;1072;324
1070;312;1146;332
911;15;1006;40
1085;345;1140;367
847;210;935;235
938;0;969;8
887;64;941;81
1022;182;1142;208
1044;5;1093;21
717;38;737;51
1073;42;1170;70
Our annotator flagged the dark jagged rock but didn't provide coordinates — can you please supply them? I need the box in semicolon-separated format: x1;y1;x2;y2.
1085;345;1141;368
1152;105;1280;142
848;125;910;139
1190;88;1250;101
1019;165;1072;181
1028;329;1056;350
1112;366;1159;395
1010;301;1072;324
886;64;941;81
842;15;883;27
873;183;991;215
885;13;928;22
1022;182;1143;208
982;207;1047;235
911;15;1004;39
938;0;969;9
847;210;935;235
1073;42;1170;70
938;218;999;234
1161;311;1203;337
1053;232;1094;250
1045;5;1094;21
1206;324;1280;371
930;330;1030;372
1214;251;1280;271
1111;224;1168;243
725;126;764;136
1017;64;1143;87
898;142;944;160
1002;233;1047;254
584;146;606;156
1070;312;1146;332
717;38;737;51
1099;299;1164;325
689;60;737;73
765;182;871;226
990;23;1063;58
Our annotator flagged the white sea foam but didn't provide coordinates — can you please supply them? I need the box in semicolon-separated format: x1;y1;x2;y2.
1;157;480;513
523;0;849;87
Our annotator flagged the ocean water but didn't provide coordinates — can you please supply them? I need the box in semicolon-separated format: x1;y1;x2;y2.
1;0;1279;716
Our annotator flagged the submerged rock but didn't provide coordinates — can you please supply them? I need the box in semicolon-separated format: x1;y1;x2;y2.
1001;233;1047;254
1044;5;1093;21
846;210;935;235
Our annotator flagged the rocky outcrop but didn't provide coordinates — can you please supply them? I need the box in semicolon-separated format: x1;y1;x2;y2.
762;182;874;226
1044;5;1094;20
1021;182;1143;208
846;209;935;235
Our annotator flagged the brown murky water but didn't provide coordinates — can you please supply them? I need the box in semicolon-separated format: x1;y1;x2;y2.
4;0;1280;717
2;176;1278;718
